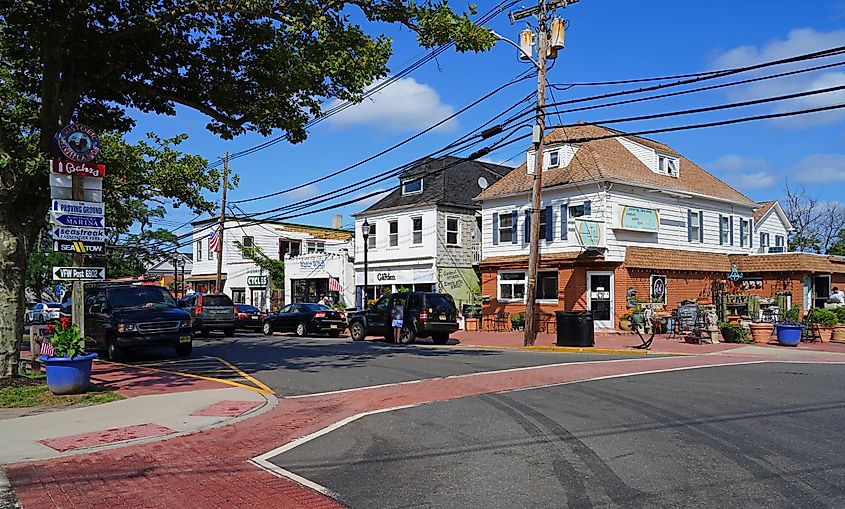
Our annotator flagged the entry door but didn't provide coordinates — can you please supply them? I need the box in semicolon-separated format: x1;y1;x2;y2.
813;275;831;309
587;272;614;329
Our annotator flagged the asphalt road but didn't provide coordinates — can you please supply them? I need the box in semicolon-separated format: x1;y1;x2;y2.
184;331;637;396
272;362;845;509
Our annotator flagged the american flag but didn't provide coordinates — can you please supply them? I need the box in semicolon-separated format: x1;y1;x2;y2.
328;277;343;293
209;226;221;253
40;338;55;357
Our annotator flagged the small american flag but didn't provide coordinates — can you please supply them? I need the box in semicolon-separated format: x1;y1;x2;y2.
40;338;55;357
328;277;343;293
209;226;221;253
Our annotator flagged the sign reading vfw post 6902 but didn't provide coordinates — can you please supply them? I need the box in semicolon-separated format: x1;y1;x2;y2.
53;266;105;281
620;205;659;232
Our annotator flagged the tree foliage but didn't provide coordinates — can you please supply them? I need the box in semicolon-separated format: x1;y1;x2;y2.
783;183;845;254
235;241;285;286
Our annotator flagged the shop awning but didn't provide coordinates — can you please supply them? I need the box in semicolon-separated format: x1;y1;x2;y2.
732;253;845;274
625;247;732;273
185;273;227;282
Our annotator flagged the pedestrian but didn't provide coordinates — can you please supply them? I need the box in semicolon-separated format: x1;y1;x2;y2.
319;293;330;306
390;298;404;344
831;287;845;304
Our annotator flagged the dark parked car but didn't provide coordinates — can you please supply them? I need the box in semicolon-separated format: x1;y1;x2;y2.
235;304;265;330
179;293;237;337
348;292;458;344
262;303;346;337
83;284;193;360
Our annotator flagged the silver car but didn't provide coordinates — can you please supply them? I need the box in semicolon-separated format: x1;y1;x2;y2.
26;302;62;324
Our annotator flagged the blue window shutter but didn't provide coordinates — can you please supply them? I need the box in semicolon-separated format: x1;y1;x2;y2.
584;200;592;216
740;220;745;247
730;216;734;246
687;209;693;242
511;210;517;244
560;204;568;240
719;215;724;245
699;210;704;242
749;220;753;248
492;213;499;245
524;209;531;243
545;205;553;241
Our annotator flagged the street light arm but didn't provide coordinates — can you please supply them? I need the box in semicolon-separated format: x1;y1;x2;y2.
491;31;541;70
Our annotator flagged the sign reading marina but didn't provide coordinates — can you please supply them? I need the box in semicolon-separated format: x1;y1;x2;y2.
53;214;105;228
52;199;104;217
52;226;105;243
53;266;105;281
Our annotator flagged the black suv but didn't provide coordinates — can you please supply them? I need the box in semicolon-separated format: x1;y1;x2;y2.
348;292;458;344
84;284;193;360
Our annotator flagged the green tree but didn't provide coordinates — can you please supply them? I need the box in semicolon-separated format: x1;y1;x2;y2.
0;1;493;376
235;242;285;286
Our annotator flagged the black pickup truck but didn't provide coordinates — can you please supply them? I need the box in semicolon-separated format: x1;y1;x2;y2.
347;292;459;344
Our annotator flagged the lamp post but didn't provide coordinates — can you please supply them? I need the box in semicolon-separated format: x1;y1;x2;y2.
361;219;370;308
176;256;185;299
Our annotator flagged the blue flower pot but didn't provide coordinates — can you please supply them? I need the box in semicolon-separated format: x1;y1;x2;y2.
774;323;804;347
40;353;98;395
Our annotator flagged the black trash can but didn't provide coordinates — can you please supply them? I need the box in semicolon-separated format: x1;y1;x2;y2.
555;310;594;347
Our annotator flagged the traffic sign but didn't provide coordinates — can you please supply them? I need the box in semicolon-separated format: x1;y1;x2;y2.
53;240;106;254
52;267;105;281
51;226;105;243
52;214;105;228
52;199;104;217
50;159;106;178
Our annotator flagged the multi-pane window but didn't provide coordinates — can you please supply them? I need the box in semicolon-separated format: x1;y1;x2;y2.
367;223;377;249
539;208;548;238
207;238;213;260
499;272;526;301
499;212;513;243
402;178;422;195
760;232;770;248
536;272;558;300
446;217;460;245
196;240;202;262
388;220;398;247
412;217;423;245
549;150;559;167
242;236;254;248
279;240;300;259
689;211;701;242
306;240;325;253
741;219;751;247
720;216;730;244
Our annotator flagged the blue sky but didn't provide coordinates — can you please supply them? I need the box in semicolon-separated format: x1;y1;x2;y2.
128;0;845;241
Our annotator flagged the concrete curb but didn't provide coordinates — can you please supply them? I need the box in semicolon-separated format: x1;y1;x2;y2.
433;342;681;356
0;468;20;508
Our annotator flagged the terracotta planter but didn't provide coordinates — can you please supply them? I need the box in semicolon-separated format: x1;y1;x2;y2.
817;325;833;343
619;319;633;332
749;322;773;344
464;318;480;331
832;324;845;343
727;315;741;324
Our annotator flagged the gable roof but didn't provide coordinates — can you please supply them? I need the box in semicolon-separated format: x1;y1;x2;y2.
753;200;794;231
476;124;755;206
753;201;777;223
357;156;514;215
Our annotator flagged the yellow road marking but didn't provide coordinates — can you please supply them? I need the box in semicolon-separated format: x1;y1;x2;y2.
212;356;275;394
103;359;274;395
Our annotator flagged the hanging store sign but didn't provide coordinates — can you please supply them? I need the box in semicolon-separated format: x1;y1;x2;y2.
246;276;268;287
574;219;603;247
50;159;106;178
620;206;659;232
54;124;101;163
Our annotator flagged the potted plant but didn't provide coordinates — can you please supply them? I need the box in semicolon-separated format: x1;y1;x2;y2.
39;317;97;395
774;307;804;346
748;321;773;343
832;306;845;343
619;313;633;332
809;308;838;342
509;312;525;331
631;305;645;325
719;322;751;344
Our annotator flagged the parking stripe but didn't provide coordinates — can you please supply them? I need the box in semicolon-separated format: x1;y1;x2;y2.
105;359;273;395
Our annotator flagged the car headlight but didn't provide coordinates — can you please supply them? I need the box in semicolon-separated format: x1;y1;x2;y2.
180;319;192;328
117;323;137;333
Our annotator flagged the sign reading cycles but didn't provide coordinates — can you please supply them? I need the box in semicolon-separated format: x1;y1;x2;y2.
246;276;268;287
54;124;101;163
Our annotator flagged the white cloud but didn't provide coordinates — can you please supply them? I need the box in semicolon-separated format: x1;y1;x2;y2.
282;183;321;200
707;155;769;172
728;171;777;190
710;28;845;129
706;155;776;190
788;153;845;183
325;77;457;133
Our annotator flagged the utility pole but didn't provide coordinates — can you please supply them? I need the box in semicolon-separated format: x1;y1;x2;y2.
71;175;84;331
215;152;228;293
509;0;577;346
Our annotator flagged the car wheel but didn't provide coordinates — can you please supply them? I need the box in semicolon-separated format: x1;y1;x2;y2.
399;326;417;345
431;333;449;345
328;330;341;338
295;322;308;337
350;322;366;341
175;341;193;357
106;338;125;361
223;328;235;337
262;322;274;336
200;328;210;338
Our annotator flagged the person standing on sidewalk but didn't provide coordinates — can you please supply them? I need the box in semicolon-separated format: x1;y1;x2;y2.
390;299;404;344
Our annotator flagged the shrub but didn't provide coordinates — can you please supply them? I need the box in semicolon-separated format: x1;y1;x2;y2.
720;322;751;344
509;313;524;322
48;317;88;358
810;307;838;326
834;305;845;324
783;305;800;323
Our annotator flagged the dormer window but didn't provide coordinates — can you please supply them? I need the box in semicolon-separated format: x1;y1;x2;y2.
549;150;559;167
658;155;679;177
402;178;423;195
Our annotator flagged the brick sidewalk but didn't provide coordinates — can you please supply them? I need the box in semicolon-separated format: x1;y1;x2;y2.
9;352;825;509
90;361;229;397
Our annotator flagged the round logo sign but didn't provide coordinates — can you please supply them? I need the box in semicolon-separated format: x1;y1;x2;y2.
54;124;100;163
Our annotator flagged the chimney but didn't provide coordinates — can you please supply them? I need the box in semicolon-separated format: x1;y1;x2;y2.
332;214;343;229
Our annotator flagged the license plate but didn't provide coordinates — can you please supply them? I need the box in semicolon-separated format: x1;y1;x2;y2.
179;335;191;343
330;324;338;329
439;315;446;321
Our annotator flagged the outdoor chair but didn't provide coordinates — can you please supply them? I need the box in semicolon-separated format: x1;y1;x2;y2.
486;312;509;332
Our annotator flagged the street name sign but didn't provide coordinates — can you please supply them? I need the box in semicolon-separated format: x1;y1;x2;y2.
52;214;105;228
52;199;104;217
53;240;106;254
50;159;106;178
53;266;105;281
51;226;105;243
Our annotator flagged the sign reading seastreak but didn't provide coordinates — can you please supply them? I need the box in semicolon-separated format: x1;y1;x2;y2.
52;214;105;228
52;226;105;243
52;199;104;217
50;159;106;178
53;267;105;281
53;240;105;254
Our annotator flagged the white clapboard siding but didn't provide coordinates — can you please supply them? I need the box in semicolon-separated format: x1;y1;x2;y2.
755;207;790;253
354;206;438;265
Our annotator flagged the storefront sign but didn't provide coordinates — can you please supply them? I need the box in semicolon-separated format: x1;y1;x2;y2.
50;159;106;178
299;259;326;270
574;219;603;247
54;124;100;163
650;275;666;304
377;272;396;281
247;276;268;287
620;206;659;232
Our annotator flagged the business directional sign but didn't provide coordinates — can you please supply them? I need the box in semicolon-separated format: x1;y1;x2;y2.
52;266;105;281
52;199;104;217
52;214;105;228
50;159;106;178
51;226;105;243
53;240;105;254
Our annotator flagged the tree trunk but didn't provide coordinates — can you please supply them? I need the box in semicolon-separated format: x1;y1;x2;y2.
0;216;29;377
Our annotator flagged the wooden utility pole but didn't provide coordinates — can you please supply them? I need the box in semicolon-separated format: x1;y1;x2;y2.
215;152;228;292
71;175;85;331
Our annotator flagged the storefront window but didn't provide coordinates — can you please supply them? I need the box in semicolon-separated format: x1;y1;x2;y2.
499;272;526;301
231;288;246;304
536;272;558;300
